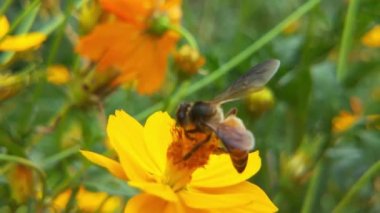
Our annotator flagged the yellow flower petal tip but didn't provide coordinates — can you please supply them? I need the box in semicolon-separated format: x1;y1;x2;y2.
0;32;47;51
86;109;276;211
80;150;128;180
0;16;10;37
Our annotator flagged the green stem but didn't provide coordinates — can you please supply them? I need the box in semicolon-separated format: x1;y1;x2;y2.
0;154;47;201
171;25;199;49
0;0;12;17
165;80;190;113
31;103;72;146
47;0;74;65
301;160;325;213
42;145;80;169
333;160;380;213
336;0;360;81
136;0;320;120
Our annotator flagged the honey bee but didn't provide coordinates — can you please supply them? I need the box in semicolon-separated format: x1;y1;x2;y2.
176;59;280;173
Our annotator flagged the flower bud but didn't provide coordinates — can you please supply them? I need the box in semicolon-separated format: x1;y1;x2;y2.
282;20;300;35
78;0;102;34
174;45;205;75
47;65;71;85
245;87;275;117
0;73;27;101
7;164;35;203
362;25;380;48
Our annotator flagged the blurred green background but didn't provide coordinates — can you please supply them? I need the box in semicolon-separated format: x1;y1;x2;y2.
1;0;380;212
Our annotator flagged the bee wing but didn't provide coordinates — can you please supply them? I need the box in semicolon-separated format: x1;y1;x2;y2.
216;116;255;151
212;59;280;104
215;115;255;173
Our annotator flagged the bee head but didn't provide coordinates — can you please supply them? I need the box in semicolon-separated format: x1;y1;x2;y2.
176;102;192;126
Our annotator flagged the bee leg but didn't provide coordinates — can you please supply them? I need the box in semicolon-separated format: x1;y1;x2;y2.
184;127;202;141
227;107;238;116
213;147;227;155
182;133;212;160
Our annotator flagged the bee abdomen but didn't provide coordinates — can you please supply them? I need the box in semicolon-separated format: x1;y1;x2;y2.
229;149;249;173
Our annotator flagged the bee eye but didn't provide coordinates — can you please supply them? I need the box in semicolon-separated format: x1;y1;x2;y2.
176;103;191;125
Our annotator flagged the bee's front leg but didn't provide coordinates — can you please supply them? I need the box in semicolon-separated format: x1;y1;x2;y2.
182;133;212;160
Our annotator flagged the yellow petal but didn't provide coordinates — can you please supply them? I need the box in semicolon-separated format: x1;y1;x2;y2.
199;182;277;212
76;187;122;212
80;150;128;180
143;111;175;173
54;187;122;212
124;193;201;213
128;181;178;202
124;193;168;213
0;33;46;51
0;16;9;37
107;110;160;181
180;183;257;209
191;151;261;188
165;203;210;213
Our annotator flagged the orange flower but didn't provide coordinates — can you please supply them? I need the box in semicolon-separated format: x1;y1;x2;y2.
76;0;182;94
332;97;362;133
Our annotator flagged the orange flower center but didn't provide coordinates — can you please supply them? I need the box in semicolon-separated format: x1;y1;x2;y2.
163;126;219;191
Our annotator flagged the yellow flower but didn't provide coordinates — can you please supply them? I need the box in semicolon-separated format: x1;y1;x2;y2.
361;25;380;48
0;16;46;51
53;186;122;212
81;110;277;212
47;65;71;85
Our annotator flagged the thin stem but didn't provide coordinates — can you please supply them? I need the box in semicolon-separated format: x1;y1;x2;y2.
0;0;13;17
337;0;360;81
171;25;199;49
47;0;74;65
333;160;380;213
301;160;325;213
42;145;80;169
165;80;190;113
0;154;47;201
136;0;321;120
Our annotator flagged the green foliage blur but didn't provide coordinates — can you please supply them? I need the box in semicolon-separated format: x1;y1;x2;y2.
1;0;380;212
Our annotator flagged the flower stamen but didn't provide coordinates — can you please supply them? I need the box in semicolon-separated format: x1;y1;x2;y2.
164;127;219;191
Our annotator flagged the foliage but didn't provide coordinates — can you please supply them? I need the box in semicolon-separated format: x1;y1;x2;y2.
0;0;379;212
